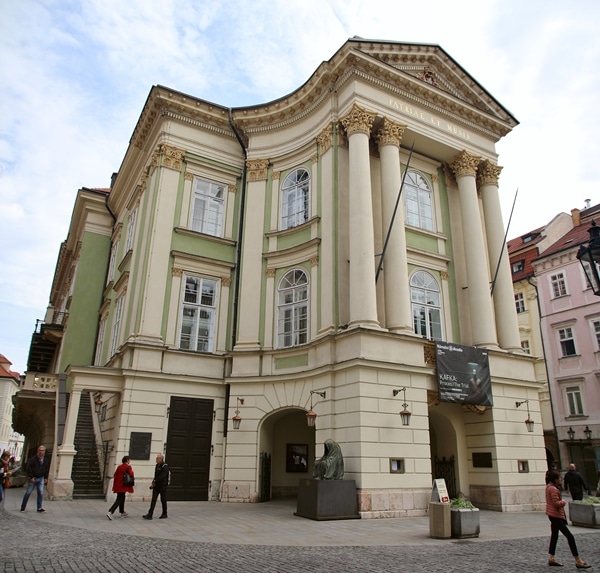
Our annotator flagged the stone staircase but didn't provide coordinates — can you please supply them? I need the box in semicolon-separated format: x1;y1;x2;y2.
72;392;104;499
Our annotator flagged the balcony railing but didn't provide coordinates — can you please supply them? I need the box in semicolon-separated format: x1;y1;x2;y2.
21;372;58;393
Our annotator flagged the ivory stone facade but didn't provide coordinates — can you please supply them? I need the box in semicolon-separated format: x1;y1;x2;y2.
39;38;546;515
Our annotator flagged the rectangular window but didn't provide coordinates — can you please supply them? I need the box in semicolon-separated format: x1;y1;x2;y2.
179;275;217;352
107;241;119;285
109;295;124;357
517;460;529;473
558;327;576;357
550;272;567;298
512;261;524;274
124;207;138;253
520;340;531;354
565;385;584;416
515;292;525;313
191;178;224;237
591;319;600;351
94;317;106;366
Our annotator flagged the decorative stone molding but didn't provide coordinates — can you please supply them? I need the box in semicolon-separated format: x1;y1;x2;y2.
477;160;503;187
440;270;449;281
310;256;319;267
448;150;481;178
151;144;186;171
272;171;281;180
228;183;237;194
340;104;376;137
139;172;148;190
172;267;183;277
311;154;318;164
221;277;231;287
424;341;437;366
184;172;194;181
376;118;406;148
247;158;269;181
266;268;276;278
317;124;333;154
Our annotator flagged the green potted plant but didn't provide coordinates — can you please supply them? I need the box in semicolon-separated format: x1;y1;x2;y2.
450;498;480;538
569;496;600;528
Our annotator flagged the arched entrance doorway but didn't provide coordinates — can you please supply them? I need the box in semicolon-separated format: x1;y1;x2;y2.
258;408;315;500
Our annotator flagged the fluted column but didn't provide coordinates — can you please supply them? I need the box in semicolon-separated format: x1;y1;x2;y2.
449;151;498;348
478;160;521;351
340;104;379;328
377;118;413;333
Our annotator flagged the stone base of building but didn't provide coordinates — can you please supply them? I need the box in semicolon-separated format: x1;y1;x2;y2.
470;484;545;511
357;488;430;519
221;481;259;503
47;478;74;500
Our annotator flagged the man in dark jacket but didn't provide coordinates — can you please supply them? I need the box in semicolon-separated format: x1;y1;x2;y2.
20;445;51;512
564;463;589;500
142;454;169;520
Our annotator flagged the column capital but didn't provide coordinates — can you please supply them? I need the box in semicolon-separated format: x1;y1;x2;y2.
247;158;269;181
340;104;376;137
477;159;503;187
449;150;481;178
317;123;334;154
377;118;407;148
151;143;185;171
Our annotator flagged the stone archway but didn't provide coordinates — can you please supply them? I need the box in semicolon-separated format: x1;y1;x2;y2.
258;408;315;499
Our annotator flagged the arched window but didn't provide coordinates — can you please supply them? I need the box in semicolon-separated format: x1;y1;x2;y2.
277;269;309;348
404;170;433;231
410;270;442;340
281;168;310;230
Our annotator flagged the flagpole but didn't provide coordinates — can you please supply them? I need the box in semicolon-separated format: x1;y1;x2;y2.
490;187;519;296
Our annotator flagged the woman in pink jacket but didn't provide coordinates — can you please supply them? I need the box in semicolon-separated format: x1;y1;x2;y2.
545;470;590;568
106;455;134;520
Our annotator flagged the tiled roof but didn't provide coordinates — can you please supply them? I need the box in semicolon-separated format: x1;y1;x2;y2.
507;226;544;254
536;222;594;259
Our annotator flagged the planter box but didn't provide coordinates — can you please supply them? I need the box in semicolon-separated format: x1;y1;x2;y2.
569;502;600;528
451;508;480;538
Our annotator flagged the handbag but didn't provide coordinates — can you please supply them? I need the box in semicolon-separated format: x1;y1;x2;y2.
123;472;134;487
4;477;10;489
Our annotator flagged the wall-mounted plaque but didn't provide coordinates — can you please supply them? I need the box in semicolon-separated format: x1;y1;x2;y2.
129;432;152;460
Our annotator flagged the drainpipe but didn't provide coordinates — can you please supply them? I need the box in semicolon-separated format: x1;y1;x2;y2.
528;276;562;470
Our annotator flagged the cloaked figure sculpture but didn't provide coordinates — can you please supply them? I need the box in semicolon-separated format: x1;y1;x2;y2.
313;439;344;480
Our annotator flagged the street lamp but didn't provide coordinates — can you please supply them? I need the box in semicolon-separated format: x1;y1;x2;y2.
584;426;592;441
232;397;244;430
393;387;412;426
515;400;534;432
576;220;600;295
306;390;326;428
567;427;575;440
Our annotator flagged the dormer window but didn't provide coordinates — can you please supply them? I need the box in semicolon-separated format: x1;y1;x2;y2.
512;260;524;274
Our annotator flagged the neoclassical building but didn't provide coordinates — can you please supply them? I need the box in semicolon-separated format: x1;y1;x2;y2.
24;38;546;516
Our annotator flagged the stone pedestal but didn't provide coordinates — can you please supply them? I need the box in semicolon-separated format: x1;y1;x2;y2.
295;479;360;521
429;501;451;539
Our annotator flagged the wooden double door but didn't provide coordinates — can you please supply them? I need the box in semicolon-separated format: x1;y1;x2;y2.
166;396;213;501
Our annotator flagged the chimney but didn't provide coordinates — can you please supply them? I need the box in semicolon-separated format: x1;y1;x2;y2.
584;198;591;209
571;208;581;226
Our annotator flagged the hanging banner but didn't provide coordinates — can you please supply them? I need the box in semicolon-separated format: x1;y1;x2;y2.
435;342;493;406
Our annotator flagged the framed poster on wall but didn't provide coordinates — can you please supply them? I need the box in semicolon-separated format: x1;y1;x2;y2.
286;443;308;473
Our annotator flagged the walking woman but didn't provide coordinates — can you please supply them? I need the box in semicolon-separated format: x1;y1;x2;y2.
545;469;591;568
106;455;134;519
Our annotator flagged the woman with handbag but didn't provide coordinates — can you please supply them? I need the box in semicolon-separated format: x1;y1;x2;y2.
106;455;134;520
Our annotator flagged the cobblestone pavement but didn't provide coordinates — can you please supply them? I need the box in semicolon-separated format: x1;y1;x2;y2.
1;507;598;573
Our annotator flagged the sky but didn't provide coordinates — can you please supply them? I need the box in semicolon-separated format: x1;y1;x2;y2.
1;0;599;375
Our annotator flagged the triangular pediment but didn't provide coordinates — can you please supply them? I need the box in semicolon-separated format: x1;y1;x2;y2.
349;38;516;126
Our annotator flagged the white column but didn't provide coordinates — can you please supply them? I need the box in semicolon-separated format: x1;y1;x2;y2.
479;160;522;351
449;151;498;348
340;104;379;328
377;118;413;333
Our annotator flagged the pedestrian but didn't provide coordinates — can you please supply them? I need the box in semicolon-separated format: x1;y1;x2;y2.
107;455;134;519
545;469;591;568
564;463;590;501
1;451;12;503
20;445;50;512
143;453;169;520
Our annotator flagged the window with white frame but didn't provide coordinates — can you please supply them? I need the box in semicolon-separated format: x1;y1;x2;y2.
106;241;119;285
124;207;138;253
591;319;600;351
550;272;567;298
520;339;531;354
191;178;225;236
109;294;124;357
558;326;576;357
277;269;308;348
410;270;443;340
94;316;107;366
512;260;524;274
565;385;584;416
515;292;525;313
404;170;434;231
179;275;217;352
281;168;310;230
